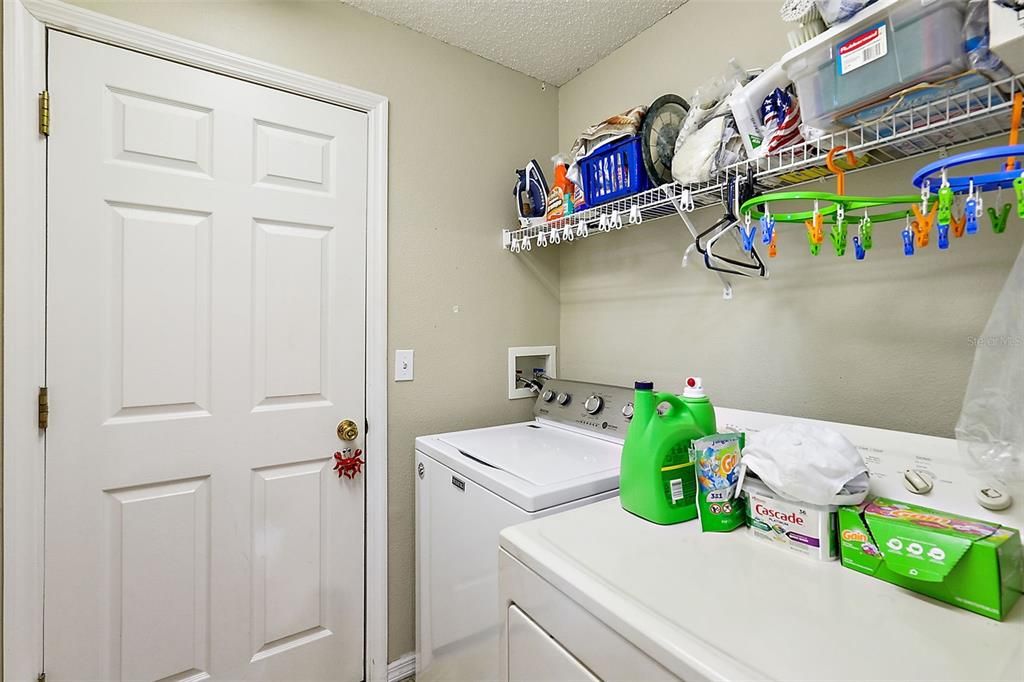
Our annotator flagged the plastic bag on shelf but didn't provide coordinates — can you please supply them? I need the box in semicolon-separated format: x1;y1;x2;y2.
964;0;1012;82
711;113;745;174
671;60;746;184
815;0;877;26
955;240;1024;482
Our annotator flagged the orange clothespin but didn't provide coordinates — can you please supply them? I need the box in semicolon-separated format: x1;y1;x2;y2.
950;211;967;238
804;211;824;255
768;228;778;258
911;202;936;247
826;146;859;197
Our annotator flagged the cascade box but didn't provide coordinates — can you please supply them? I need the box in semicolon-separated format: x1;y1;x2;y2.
838;498;1023;620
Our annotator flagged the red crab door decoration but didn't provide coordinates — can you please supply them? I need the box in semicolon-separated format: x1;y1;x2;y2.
333;448;364;479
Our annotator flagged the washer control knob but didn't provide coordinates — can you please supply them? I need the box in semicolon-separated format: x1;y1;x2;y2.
622;402;634;420
556;392;572;406
541;389;555;403
584;395;604;415
902;469;934;495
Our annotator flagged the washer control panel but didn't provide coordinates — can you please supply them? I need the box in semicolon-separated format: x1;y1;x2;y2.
533;379;634;437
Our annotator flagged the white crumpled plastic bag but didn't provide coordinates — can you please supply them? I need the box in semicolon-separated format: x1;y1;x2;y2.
956;239;1024;482
742;422;870;506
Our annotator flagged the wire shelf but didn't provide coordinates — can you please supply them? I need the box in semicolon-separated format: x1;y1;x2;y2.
504;73;1024;252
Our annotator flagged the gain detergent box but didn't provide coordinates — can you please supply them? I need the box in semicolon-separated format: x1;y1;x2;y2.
839;498;1023;620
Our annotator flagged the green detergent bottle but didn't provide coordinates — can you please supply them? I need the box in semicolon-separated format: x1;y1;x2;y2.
620;378;717;524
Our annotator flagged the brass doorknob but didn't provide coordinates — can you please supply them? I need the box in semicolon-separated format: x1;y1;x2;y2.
337;419;359;442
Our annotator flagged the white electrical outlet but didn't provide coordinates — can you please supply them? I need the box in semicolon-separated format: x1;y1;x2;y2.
395;349;414;381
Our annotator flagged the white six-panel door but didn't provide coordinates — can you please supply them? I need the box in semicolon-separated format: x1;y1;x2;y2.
45;31;367;680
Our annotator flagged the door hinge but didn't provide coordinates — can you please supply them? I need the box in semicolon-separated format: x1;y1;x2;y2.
38;386;49;430
39;90;50;136
38;673;46;682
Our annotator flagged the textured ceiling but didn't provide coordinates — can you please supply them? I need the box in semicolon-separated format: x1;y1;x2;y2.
341;0;689;86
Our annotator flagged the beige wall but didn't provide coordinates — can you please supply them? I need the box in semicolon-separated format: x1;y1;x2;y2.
557;0;1023;437
57;0;560;661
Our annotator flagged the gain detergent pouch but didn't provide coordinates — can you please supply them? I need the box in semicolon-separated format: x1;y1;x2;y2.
694;433;745;532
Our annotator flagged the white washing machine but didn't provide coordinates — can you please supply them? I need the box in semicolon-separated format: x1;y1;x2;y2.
415;379;635;681
498;407;1024;682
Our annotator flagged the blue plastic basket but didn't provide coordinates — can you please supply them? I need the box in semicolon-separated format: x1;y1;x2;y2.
579;136;649;207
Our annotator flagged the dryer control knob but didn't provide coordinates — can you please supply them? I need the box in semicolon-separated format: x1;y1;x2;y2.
976;484;1012;511
622;403;634;420
903;469;934;495
556;392;572;406
584;395;604;415
541;389;555;402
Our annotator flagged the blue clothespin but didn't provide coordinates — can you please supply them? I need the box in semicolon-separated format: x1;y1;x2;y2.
853;235;866;260
937;222;950;250
902;225;915;256
760;214;775;245
741;210;757;250
965;197;979;235
740;222;757;252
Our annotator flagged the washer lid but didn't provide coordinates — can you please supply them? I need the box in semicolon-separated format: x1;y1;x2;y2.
437;422;620;487
416;421;622;512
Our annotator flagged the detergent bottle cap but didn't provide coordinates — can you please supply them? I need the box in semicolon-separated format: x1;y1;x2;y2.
683;376;705;398
634;380;654;391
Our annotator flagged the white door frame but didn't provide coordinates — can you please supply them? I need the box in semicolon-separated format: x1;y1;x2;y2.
2;1;390;679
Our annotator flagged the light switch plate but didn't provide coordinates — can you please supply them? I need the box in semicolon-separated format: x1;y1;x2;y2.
395;349;414;381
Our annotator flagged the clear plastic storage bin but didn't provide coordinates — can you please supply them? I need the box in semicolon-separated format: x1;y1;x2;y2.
781;0;969;131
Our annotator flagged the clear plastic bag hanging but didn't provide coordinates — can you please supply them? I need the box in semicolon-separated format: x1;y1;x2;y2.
955;240;1024;482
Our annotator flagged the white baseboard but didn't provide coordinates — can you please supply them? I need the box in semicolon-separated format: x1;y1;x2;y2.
387;652;416;682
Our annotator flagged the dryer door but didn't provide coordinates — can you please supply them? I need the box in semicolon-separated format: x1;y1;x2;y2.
508;605;599;682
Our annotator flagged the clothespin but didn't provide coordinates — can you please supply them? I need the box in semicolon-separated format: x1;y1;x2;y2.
830;204;848;256
629;205;643;225
599;213;610;231
562;223;573;241
1015;174;1024;219
576;220;589;238
860;213;873;251
760;206;775;245
805;204;823;256
965;179;979;235
537;229;548;247
610;210;623;229
937;169;954;228
768;228;778;258
853;235;866;260
902;214;915;256
524;236;532;251
911;203;936;248
988;203;1011;234
950;211;966;239
937;222;950;250
740;212;757;252
911;181;936;247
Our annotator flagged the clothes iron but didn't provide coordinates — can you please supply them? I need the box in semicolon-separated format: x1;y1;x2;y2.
514;160;549;224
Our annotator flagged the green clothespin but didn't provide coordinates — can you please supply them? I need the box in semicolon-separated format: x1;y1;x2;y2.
861;214;873;250
988;203;1011;234
830;214;847;257
1014;175;1024;219
938;184;954;226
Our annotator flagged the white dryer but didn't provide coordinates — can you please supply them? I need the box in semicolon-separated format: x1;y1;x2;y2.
415;379;634;681
498;407;1024;682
